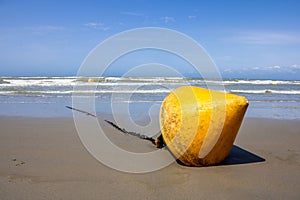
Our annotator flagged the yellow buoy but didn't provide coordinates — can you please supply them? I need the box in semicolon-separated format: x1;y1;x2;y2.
88;78;95;83
160;86;248;166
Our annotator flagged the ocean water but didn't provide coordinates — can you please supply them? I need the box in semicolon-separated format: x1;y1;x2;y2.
0;76;299;120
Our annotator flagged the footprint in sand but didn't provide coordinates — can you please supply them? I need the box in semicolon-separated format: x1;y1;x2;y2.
12;158;26;166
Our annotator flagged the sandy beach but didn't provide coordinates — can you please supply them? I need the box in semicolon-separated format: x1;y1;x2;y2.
0;116;299;199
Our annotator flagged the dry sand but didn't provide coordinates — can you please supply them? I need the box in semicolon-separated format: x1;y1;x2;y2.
0;116;299;199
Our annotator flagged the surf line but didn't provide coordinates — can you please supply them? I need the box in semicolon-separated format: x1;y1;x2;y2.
65;106;164;148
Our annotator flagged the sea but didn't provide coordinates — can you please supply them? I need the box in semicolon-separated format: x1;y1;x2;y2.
0;76;299;120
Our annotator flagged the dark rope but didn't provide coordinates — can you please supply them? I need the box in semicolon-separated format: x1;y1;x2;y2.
104;120;156;145
66;106;97;117
65;105;162;147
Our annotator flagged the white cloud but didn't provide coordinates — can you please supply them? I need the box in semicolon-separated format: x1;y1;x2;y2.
224;31;300;45
258;66;276;70
223;68;232;72
84;22;109;31
161;16;175;23
188;15;196;19
222;64;300;79
286;64;300;71
251;64;300;72
85;22;98;27
263;65;281;70
290;64;300;69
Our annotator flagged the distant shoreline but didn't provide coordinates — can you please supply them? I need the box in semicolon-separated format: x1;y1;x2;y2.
1;75;300;81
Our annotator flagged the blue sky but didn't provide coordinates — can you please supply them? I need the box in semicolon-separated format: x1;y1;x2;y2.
0;0;300;79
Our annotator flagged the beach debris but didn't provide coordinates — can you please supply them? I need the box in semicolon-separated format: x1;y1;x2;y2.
160;86;248;166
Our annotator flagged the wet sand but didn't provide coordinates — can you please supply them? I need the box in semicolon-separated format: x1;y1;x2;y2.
0;116;299;199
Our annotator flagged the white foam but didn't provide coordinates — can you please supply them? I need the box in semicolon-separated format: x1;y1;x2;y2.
230;89;300;94
1;78;77;87
0;89;171;95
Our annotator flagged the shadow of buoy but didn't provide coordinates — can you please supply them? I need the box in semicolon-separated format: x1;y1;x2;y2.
176;145;265;167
